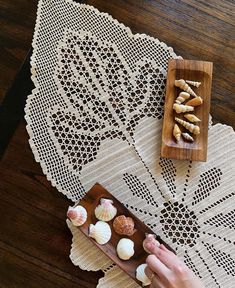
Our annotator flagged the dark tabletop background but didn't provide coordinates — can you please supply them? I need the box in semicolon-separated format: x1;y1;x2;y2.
0;0;234;287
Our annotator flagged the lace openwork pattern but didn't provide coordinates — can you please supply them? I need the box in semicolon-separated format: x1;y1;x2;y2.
25;1;235;287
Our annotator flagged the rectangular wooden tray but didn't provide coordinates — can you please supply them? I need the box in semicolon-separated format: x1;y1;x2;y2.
161;59;213;161
71;183;174;286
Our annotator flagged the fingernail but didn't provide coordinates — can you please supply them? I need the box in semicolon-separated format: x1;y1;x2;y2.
146;242;159;251
145;242;154;251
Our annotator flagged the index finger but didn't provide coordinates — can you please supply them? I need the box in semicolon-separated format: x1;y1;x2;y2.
146;243;179;269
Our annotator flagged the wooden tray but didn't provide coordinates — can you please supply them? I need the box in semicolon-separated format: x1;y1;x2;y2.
161;59;213;161
71;183;175;286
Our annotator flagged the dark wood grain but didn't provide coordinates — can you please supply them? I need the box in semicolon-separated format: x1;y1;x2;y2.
0;120;103;288
0;0;235;287
161;59;213;161
74;183;174;286
0;0;38;104
0;50;33;158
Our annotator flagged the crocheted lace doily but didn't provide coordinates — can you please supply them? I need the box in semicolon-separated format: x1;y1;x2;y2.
25;1;235;287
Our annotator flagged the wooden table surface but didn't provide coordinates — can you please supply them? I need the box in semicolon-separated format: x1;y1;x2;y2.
0;0;234;287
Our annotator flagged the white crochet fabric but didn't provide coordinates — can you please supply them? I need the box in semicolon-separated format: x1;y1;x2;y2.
25;1;235;287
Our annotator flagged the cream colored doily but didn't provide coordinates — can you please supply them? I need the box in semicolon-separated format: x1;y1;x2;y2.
25;1;235;287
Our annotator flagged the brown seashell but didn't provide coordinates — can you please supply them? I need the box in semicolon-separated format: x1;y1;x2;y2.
186;96;203;107
184;113;201;123
113;215;137;236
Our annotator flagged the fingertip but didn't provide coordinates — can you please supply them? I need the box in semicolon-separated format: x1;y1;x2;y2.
145;242;154;252
146;254;157;265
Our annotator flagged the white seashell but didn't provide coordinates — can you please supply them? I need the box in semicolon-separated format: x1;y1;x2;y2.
182;133;194;142
136;264;151;286
89;221;111;245
173;124;181;142
95;198;117;221
175;79;197;97
175;117;200;135
116;238;135;260
67;205;87;226
186;80;201;88
173;103;194;114
175;92;190;104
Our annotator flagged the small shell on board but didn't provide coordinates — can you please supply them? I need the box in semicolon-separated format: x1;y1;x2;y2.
116;238;135;260
173;103;194;114
95;198;117;221
113;215;137;236
186;96;203;107
186;80;201;88
182;132;194;142
175;79;197;97
89;221;111;245
143;234;160;253
175;117;200;135
175;92;190;104
184;113;201;123
67;205;87;226
173;124;181;142
136;264;151;286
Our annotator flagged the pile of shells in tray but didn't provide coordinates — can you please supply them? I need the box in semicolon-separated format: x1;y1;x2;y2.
172;79;203;143
67;200;160;286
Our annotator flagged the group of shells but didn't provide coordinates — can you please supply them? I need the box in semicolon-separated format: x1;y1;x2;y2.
173;79;203;143
67;199;161;286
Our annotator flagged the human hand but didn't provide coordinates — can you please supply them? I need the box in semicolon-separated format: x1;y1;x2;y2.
144;242;204;288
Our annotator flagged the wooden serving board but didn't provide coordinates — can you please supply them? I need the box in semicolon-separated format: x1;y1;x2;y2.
71;183;175;286
161;59;213;161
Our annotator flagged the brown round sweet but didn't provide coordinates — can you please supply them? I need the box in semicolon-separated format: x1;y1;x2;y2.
113;215;137;236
